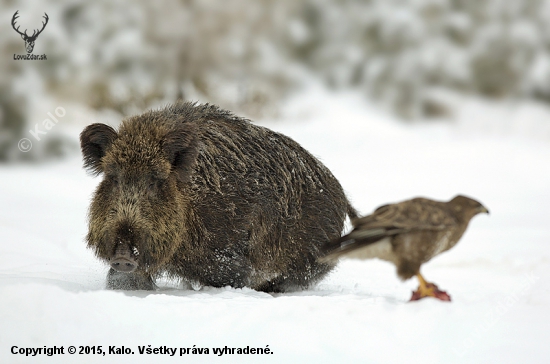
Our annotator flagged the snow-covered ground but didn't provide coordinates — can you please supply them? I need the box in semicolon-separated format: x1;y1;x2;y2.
1;89;549;363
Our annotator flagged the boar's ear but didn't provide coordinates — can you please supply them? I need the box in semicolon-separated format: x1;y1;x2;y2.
163;123;199;182
80;123;118;175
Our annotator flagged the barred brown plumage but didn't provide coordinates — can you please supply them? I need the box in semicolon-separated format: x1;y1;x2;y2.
321;195;489;301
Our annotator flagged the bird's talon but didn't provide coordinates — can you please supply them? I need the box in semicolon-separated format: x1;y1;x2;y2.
409;283;451;302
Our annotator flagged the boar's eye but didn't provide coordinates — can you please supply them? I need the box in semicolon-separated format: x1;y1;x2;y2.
108;175;119;188
147;178;166;196
147;180;157;193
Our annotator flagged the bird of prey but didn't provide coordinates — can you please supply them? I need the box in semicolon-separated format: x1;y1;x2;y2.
321;195;489;301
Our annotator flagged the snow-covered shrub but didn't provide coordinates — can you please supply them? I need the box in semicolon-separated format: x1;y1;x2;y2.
3;0;550;161
294;0;550;118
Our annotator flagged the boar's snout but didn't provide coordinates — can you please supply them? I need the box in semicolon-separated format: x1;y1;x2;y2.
110;242;138;273
108;222;142;273
110;257;137;273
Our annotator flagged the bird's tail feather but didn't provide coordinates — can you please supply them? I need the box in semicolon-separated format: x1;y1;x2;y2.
319;227;404;262
319;229;386;262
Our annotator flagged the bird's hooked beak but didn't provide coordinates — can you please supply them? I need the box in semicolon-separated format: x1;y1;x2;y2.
478;205;489;215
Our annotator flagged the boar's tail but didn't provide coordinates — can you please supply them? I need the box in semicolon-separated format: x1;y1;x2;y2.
346;201;359;220
318;200;359;263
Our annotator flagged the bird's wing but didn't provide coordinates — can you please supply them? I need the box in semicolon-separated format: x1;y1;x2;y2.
320;198;457;260
354;198;457;232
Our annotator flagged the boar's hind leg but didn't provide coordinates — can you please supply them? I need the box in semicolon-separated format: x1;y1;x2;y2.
254;276;287;293
254;261;334;293
106;268;156;290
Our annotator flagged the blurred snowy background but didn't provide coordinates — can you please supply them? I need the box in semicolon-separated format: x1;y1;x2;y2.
1;1;550;363
3;0;550;160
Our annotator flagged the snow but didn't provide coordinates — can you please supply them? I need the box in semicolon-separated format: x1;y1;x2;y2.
1;88;550;363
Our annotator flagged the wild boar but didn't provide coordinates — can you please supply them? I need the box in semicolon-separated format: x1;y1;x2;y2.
80;102;356;292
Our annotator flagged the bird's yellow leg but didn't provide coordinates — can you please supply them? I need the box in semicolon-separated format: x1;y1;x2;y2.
415;273;434;297
410;273;451;302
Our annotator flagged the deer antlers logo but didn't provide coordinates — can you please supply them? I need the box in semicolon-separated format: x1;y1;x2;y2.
12;10;49;54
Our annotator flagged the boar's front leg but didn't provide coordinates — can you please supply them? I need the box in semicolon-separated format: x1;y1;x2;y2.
106;268;157;290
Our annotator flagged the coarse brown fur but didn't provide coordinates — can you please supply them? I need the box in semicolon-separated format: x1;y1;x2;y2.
81;102;357;292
